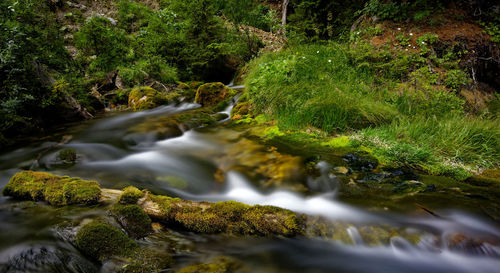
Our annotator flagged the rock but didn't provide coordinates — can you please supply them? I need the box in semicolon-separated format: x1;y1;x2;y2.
342;153;378;171
139;195;305;236
2;171;101;206
195;82;234;106
231;101;250;116
76;220;138;261
176;257;244;273
333;166;349;175
119;186;144;204
128;86;169;111
0;245;97;273
213;113;229;121
111;204;152;238
58;148;77;162
466;169;500;186
75;219;173;273
392;180;425;194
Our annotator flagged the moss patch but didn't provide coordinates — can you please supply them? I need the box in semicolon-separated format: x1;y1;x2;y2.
76;220;138;261
76;220;172;271
58;148;77;162
119;186;144;204
128;86;179;111
3;171;101;206
112;204;152;238
195;83;235;106
143;195;304;236
176;257;243;273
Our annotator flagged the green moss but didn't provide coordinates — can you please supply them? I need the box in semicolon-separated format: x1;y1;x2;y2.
2;171;101;206
118;249;172;273
112;204;152;238
176;257;243;273
119;186;144;204
195;83;235;106
128;86;170;111
146;195;304;236
58;149;77;162
76;220;138;261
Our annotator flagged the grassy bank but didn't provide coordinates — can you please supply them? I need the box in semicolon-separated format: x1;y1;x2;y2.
244;43;500;179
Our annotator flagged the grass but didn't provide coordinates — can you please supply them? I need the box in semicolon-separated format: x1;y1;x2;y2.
245;43;500;179
245;43;398;132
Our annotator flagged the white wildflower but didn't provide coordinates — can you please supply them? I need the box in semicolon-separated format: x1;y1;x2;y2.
409;33;413;36
317;51;320;53
328;60;332;63
397;27;401;31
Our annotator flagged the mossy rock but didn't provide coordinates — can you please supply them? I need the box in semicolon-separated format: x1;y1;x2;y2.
231;102;250;117
2;171;101;206
118;249;172;273
76;220;172;271
119;186;144;204
466;169;500;186
111;204;152;238
195;83;235;106
342;153;379;171
176;257;243;273
142;195;304;236
58;149;77;162
128;86;173;111
76;220;138;261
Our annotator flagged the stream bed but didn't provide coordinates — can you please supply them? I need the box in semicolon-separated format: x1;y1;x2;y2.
0;103;499;273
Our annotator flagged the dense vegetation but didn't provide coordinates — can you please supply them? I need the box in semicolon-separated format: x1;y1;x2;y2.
1;0;499;179
0;0;268;146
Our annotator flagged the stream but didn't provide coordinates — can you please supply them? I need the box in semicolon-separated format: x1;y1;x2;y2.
0;101;499;273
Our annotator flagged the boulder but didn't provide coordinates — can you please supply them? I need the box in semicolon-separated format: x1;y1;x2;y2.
195;83;234;106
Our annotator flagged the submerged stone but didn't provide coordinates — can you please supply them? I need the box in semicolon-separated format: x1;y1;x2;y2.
176;257;244;273
58;148;77;162
342;153;379;171
2;171;101;206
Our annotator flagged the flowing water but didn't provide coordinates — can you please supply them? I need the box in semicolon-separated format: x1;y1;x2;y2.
0;102;499;273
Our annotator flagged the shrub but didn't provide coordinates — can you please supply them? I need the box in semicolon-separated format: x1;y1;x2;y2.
75;17;129;73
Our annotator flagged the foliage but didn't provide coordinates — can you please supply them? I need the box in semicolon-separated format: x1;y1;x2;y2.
0;0;71;137
246;43;398;132
444;69;471;91
358;0;443;22
287;0;367;41
357;116;500;177
75;17;128;72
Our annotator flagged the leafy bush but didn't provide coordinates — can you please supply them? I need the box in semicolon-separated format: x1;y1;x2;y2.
444;69;471;91
75;17;129;73
0;0;72;136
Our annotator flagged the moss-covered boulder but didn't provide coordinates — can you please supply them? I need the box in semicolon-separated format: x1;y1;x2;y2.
2;171;100;206
128;86;178;111
76;220;172;271
111;204;152;238
176;257;243;273
119;186;144;204
76;220;138;260
195;83;234;106
139;195;304;236
58;148;77;162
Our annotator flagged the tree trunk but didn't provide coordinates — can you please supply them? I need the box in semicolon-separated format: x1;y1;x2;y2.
282;0;289;26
